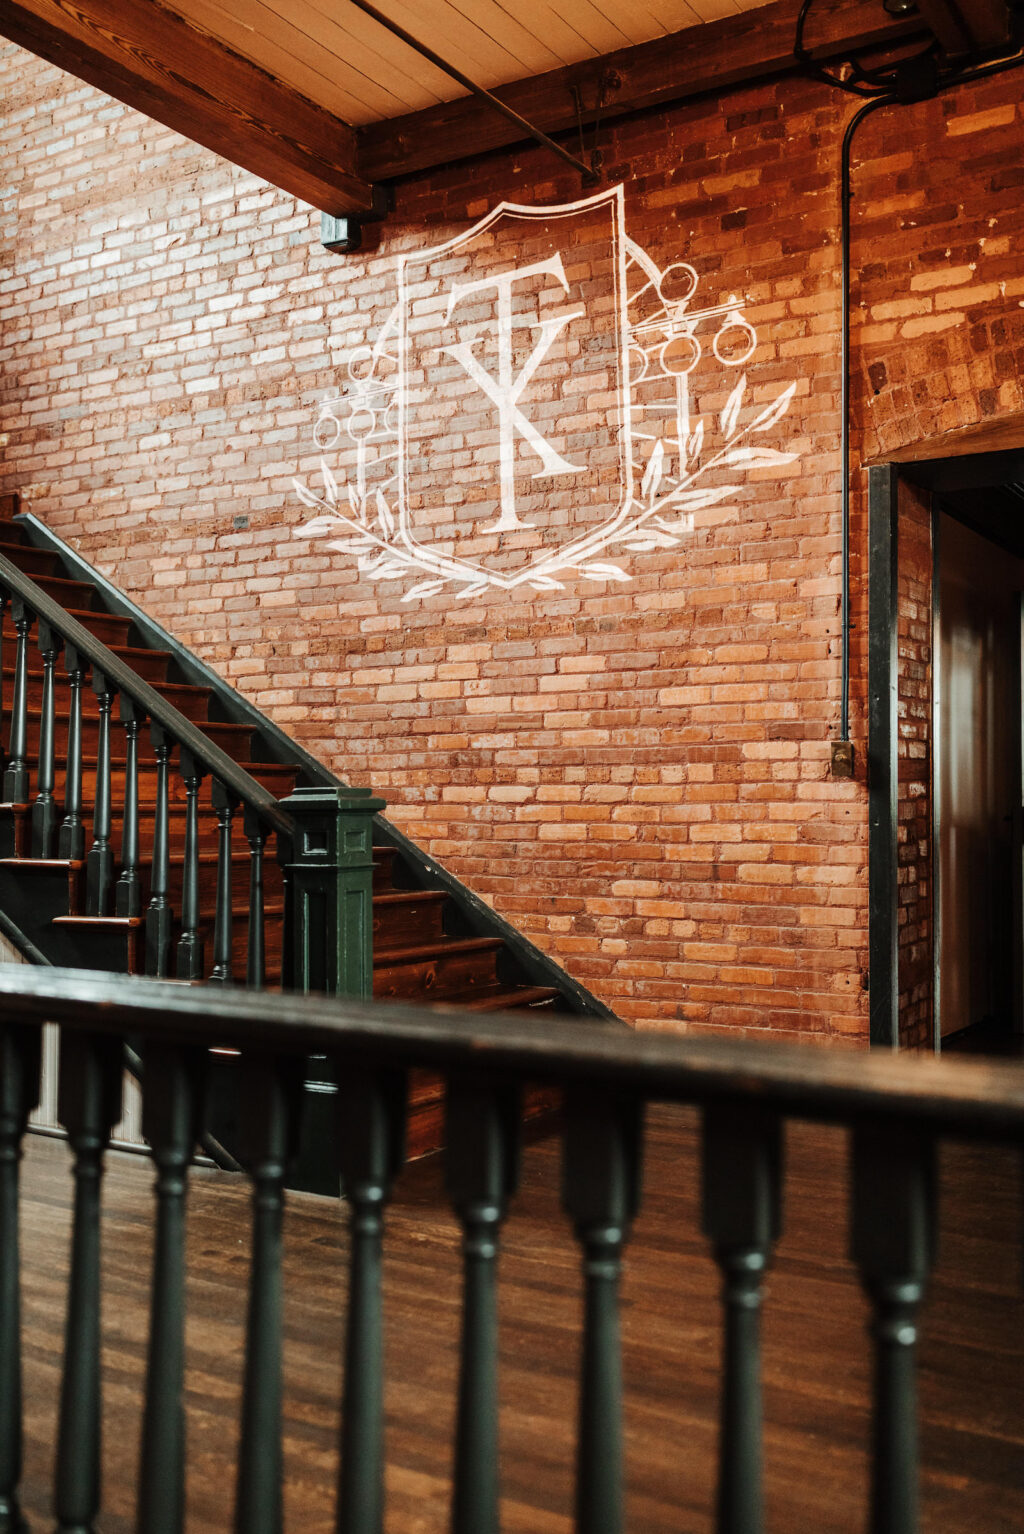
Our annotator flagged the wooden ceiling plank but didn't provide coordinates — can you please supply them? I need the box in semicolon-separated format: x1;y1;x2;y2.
281;0;492;102
247;0;454;113
379;0;532;80
431;0;570;71
174;0;433;117
522;0;633;57
169;0;399;119
358;0;929;180
0;0;377;214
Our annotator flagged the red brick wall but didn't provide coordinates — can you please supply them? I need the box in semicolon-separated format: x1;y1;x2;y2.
896;481;933;1051
2;44;1022;1038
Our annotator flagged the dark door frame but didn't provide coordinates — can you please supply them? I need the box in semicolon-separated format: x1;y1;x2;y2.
868;445;1024;1050
867;464;900;1049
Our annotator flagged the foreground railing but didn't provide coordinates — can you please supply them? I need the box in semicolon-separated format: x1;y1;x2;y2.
1;967;1023;1534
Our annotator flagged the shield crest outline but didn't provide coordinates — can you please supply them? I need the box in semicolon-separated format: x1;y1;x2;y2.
394;183;633;590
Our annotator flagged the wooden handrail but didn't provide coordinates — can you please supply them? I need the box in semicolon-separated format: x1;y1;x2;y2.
0;551;294;837
1;967;1017;1531
2;965;1024;1135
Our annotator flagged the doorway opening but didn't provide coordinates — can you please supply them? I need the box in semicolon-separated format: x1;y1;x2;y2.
868;444;1024;1052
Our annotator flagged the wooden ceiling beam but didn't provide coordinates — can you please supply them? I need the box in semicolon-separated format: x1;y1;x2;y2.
358;0;929;183
0;0;376;216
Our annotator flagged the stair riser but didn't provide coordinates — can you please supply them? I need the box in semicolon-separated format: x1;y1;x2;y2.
2;680;217;727
373;898;446;948
2;612;132;647
374;945;501;1000
11;711;252;758
0;575;101;611
1;650;173;685
0;548;61;579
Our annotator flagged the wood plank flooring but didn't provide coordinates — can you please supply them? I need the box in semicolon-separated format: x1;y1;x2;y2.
16;1106;1024;1532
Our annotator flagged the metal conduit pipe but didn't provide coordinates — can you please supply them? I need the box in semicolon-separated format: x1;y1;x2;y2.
834;45;1024;748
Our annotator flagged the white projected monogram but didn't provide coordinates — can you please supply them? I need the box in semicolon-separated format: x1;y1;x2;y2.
293;185;798;600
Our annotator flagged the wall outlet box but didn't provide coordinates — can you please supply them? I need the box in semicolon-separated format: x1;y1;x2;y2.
831;740;855;778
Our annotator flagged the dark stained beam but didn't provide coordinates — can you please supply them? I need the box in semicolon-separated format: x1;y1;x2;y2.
358;0;929;183
915;0;1012;55
0;0;376;216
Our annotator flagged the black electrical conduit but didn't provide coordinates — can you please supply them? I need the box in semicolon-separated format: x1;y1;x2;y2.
836;45;1024;743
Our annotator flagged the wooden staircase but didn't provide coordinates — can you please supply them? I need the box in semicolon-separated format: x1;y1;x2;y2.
0;496;612;1161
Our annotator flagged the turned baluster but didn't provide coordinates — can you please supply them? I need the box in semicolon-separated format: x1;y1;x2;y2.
58;645;86;861
54;1030;123;1534
336;1065;406;1534
210;781;238;984
115;701;143;918
0;1023;40;1534
562;1089;643;1534
445;1073;520;1534
137;1044;205;1534
244;809;268;989
31;618;62;858
3;601;31;806
234;1054;301;1534
85;671;115;916
145;726;173;978
852;1124;937;1534
702;1105;783;1534
175;748;206;982
0;591;7;777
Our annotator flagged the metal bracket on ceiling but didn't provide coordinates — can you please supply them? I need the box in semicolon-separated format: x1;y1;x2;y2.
344;0;597;184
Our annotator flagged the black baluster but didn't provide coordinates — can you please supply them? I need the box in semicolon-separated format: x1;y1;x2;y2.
55;1030;123;1534
85;671;114;916
115;702;143;918
31;618;61;857
145;727;173;978
210;782;237;984
137;1044;205;1534
445;1074;520;1534
336;1065;406;1534
702;1105;783;1534
0;592;8;777
562;1090;643;1534
58;646;86;861
244;810;268;990
0;1023;40;1534
852;1125;937;1534
3;601;31;805
234;1054;301;1534
176;748;205;982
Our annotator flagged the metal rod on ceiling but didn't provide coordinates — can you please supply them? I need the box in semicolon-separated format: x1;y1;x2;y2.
345;0;596;181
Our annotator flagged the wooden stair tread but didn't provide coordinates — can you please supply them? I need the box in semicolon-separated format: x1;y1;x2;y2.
372;889;446;908
373;934;502;965
445;984;562;1011
52;914;144;929
0;857;83;870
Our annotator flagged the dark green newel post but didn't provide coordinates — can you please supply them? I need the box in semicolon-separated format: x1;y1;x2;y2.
445;1074;520;1534
277;786;385;997
702;1105;783;1534
852;1124;937;1534
0;1024;40;1534
562;1090;644;1534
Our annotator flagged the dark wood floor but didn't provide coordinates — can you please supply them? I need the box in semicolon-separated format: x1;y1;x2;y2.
17;1106;1024;1532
